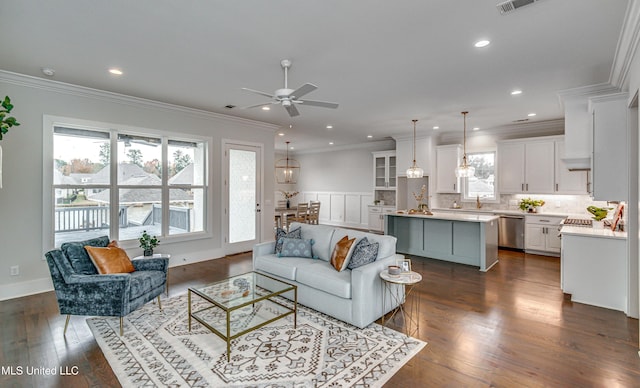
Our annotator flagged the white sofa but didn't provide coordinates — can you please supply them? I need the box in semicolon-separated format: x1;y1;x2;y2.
252;222;404;328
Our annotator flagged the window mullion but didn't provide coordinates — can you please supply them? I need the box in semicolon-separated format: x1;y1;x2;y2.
162;137;169;237
110;131;119;240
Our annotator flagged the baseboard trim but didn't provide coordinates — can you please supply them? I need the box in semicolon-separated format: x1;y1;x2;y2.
0;277;54;301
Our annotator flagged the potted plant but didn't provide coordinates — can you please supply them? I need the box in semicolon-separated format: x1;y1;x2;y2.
587;206;611;229
518;198;545;213
139;230;160;256
0;96;21;189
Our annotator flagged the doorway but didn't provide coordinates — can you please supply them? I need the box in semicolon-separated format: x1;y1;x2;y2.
224;141;262;254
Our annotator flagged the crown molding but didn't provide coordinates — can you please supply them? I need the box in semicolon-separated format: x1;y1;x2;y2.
609;0;640;89
556;83;620;107
293;139;395;155
0;69;279;131
437;119;564;143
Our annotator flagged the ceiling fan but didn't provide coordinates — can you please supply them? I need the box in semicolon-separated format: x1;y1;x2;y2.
241;59;339;117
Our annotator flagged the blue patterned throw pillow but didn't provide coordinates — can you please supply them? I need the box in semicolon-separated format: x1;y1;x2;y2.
278;238;315;258
274;227;302;253
347;237;379;269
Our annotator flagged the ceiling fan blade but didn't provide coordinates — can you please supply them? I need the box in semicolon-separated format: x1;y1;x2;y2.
290;83;317;99
243;101;277;109
298;99;339;109
285;104;300;117
241;87;274;98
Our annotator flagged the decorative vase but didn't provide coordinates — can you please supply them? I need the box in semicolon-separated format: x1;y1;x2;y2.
143;249;153;257
286;199;290;209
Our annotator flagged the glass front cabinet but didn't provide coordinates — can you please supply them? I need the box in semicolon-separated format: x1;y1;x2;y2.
373;151;396;190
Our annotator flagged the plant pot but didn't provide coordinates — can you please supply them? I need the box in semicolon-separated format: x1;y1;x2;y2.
143;249;154;257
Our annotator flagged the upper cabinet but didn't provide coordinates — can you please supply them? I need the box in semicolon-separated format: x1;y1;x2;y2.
395;136;432;177
555;140;588;194
589;93;628;201
373;151;396;190
436;145;461;193
498;139;555;194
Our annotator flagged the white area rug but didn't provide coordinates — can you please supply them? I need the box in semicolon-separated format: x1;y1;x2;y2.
87;292;426;387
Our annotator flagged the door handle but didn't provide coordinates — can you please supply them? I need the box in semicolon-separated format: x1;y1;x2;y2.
453;183;456;191
526;183;529;191
521;183;524;191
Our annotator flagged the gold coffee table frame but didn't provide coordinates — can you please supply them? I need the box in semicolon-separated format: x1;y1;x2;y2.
188;272;297;361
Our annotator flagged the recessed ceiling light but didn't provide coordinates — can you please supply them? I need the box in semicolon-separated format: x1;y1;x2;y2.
278;132;285;136
511;90;523;95
262;106;270;111
41;67;55;76
326;125;333;129
108;68;123;75
527;113;537;117
433;126;439;130
474;40;490;48
329;142;334;145
473;127;480;131
367;135;373;139
290;146;294;150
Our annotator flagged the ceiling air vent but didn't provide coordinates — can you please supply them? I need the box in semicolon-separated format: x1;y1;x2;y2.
496;0;539;15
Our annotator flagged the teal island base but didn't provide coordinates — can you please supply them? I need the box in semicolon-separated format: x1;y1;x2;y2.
385;213;499;271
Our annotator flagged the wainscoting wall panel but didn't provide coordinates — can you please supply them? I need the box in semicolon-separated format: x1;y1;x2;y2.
300;192;373;229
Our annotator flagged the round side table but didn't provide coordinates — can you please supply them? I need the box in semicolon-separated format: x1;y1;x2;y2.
132;253;171;296
380;269;422;337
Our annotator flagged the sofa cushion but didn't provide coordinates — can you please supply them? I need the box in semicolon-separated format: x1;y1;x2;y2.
274;227;302;253
331;229;396;262
254;254;316;281
296;262;352;299
347;237;379;270
330;235;356;271
61;236;110;275
290;222;335;261
278;238;315;258
129;270;166;299
85;245;135;274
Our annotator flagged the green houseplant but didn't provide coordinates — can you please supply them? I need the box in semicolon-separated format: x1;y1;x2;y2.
518;198;545;213
139;230;160;256
0;96;20;141
587;206;610;221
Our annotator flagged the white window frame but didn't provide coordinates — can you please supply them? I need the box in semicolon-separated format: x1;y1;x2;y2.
461;150;499;203
43;115;211;251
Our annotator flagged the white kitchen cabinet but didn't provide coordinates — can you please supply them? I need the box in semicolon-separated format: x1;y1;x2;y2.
368;205;395;232
498;138;556;194
436;144;461;193
589;93;628;201
561;230;627;313
524;215;564;256
372;151;396;190
395;136;432;177
554;140;588;194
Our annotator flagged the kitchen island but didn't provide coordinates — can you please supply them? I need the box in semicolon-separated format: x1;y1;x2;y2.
385;212;499;271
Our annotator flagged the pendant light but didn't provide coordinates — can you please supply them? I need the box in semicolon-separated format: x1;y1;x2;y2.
406;119;424;178
455;111;476;178
275;141;300;184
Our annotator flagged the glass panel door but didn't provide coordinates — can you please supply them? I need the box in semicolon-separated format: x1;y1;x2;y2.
225;143;261;253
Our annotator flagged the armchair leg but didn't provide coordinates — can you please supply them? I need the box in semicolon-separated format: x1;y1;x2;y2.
63;314;71;336
157;295;162;310
120;317;123;336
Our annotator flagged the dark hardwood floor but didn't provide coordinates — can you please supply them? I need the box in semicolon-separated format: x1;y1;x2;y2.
2;250;639;387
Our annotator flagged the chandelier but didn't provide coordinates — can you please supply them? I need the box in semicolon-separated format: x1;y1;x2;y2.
455;111;475;178
275;141;300;184
406;119;424;178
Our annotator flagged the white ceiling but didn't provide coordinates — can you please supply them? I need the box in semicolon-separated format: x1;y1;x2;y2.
0;0;630;150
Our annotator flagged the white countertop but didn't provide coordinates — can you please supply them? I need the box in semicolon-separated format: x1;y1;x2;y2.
433;207;576;218
388;211;499;223
560;225;627;240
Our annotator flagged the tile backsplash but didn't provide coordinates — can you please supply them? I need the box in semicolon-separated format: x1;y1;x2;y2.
433;193;613;218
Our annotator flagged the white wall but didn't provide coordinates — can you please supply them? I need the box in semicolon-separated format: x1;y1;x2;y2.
293;140;395;193
0;72;277;300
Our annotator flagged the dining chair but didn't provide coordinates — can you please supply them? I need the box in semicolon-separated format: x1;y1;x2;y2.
290;202;309;223
308;201;321;224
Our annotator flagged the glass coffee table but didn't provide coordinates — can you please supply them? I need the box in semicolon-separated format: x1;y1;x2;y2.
188;272;297;361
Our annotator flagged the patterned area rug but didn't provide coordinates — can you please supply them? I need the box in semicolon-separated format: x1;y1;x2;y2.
87;292;426;387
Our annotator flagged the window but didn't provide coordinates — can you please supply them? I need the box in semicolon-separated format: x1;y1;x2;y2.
462;151;496;201
49;121;207;247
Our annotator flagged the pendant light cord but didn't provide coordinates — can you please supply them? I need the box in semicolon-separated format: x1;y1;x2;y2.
412;119;418;163
461;111;468;164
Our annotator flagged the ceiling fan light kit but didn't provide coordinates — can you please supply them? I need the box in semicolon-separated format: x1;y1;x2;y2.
275;141;300;184
241;59;339;117
455;111;476;178
406;119;424;179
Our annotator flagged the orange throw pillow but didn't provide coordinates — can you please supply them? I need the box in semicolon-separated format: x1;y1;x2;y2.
330;235;356;272
85;246;135;274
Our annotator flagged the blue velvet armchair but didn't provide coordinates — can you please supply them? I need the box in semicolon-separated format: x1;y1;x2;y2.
45;236;169;336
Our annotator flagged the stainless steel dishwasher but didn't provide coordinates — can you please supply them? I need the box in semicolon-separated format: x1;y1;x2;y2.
496;214;525;250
